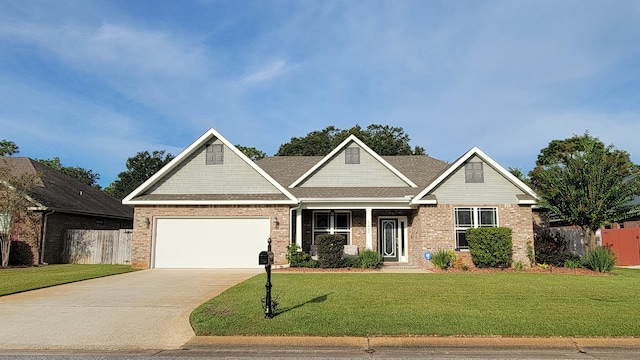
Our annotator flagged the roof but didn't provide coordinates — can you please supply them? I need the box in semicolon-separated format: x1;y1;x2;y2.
1;157;133;219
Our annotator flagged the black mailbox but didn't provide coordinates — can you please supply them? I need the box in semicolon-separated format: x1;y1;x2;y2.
259;251;274;266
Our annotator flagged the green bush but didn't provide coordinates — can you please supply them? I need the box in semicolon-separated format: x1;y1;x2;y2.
582;247;617;273
534;228;580;266
357;249;383;269
315;234;347;268
467;227;513;268
432;249;456;270
564;259;582;269
286;244;319;268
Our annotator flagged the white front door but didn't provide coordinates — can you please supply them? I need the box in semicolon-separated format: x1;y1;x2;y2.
379;216;408;263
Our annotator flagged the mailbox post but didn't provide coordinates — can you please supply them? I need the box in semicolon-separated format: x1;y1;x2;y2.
258;238;274;319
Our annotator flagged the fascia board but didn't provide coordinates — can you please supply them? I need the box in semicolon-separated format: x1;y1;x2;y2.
289;135;418;188
123;199;299;206
297;197;413;203
123;128;298;205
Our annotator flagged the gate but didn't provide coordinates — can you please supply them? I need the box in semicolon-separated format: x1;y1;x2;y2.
601;228;640;266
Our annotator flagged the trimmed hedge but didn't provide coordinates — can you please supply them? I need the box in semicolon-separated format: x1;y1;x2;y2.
467;227;512;268
315;234;347;268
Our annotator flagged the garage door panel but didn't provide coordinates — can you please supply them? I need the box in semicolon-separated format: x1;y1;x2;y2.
154;217;270;268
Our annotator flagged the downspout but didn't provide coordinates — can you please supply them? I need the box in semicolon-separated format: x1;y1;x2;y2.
39;210;55;265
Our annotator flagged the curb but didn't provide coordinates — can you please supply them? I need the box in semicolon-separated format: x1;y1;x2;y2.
185;336;640;349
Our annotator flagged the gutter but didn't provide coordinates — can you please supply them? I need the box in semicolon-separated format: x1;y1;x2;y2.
39;210;55;265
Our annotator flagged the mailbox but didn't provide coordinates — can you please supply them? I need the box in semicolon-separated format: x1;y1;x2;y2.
259;251;274;266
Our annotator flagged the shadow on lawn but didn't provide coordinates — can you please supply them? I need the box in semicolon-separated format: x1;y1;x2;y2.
276;293;332;316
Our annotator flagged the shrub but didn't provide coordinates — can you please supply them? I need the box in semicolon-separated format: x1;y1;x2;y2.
582;247;617;273
534;228;580;267
357;249;383;269
467;227;512;268
315;234;346;268
286;244;318;268
564;259;582;269
432;249;456;270
513;261;524;271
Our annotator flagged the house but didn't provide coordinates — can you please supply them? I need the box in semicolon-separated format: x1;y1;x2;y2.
123;128;538;269
0;157;133;265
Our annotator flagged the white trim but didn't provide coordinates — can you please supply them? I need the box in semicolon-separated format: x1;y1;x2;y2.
298;197;413;203
365;207;373;250
411;147;539;205
289;135;418;188
122;128;298;205
123;199;298;206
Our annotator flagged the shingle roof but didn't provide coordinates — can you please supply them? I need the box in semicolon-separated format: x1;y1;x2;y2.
256;155;450;198
1;157;133;219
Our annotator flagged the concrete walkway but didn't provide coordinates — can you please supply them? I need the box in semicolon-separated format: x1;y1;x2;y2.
0;269;260;351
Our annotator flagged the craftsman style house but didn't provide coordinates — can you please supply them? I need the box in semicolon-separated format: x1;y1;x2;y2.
123;128;538;269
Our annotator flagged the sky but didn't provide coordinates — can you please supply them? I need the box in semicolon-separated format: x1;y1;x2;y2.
1;0;639;188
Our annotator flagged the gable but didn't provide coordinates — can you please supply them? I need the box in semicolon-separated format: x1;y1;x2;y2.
144;138;281;195
123;128;297;204
430;155;527;204
296;142;410;188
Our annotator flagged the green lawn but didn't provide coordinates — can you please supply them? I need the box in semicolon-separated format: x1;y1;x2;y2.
0;264;136;296
191;269;640;337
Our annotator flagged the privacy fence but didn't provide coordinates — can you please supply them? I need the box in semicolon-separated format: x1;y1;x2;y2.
63;229;132;265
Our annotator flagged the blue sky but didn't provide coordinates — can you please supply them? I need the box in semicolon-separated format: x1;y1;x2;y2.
1;0;639;188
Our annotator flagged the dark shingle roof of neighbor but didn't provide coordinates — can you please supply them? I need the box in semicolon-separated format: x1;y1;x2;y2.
1;157;133;219
257;155;450;198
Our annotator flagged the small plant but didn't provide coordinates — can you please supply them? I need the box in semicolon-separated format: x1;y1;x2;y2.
564;259;582;269
260;291;283;314
527;240;535;265
513;261;524;271
432;249;456;270
582;247;617;273
537;263;549;270
460;264;469;271
286;244;318;268
357;249;383;269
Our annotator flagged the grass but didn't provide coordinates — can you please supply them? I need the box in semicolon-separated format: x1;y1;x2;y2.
0;264;136;296
191;269;640;337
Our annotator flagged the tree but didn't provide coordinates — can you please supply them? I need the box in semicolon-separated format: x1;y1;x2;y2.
0;140;19;156
235;145;267;161
0;161;41;267
37;157;101;189
529;133;640;250
104;150;174;200
275;124;426;156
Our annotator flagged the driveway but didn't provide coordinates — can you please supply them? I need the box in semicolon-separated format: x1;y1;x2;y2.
0;269;260;351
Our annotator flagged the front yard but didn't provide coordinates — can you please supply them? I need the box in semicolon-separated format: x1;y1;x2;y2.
191;269;640;337
0;264;136;296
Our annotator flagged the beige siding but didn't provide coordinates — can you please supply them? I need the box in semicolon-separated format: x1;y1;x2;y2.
432;156;524;204
300;143;409;187
146;139;281;195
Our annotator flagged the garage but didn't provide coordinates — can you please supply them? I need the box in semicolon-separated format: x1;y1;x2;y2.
153;217;271;268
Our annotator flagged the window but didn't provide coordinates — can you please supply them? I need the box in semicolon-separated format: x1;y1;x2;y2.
206;144;224;165
465;162;484;183
345;147;360;164
454;207;497;249
313;211;351;244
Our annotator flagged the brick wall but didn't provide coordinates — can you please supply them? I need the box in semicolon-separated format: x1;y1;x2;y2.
132;205;290;269
411;204;534;268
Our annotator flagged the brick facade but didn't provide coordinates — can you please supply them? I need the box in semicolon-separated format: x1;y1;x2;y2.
131;205;290;269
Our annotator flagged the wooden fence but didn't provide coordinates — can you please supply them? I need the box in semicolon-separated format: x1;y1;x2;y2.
63;229;132;265
601;228;640;266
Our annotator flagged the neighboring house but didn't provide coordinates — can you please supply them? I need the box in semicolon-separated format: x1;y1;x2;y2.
0;157;133;265
123;128;538;269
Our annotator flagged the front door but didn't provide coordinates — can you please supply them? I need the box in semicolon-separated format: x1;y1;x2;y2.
379;217;408;263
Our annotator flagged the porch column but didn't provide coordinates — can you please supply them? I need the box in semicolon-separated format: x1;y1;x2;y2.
296;209;303;248
365;207;373;250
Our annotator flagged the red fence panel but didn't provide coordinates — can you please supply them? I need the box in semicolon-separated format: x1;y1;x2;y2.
601;228;640;266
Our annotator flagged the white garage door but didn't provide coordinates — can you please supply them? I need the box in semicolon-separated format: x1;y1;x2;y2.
153;217;270;268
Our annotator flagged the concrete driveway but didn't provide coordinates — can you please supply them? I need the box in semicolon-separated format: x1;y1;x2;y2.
0;269;260;351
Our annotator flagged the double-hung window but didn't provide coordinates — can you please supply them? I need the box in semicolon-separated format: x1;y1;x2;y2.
454;207;497;249
313;211;351;244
